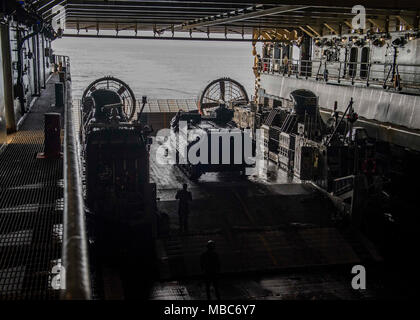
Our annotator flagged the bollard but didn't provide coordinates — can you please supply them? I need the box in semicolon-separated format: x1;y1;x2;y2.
55;82;64;108
59;71;66;83
42;113;61;159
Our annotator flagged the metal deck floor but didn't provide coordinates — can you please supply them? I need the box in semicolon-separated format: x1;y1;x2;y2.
149;145;383;299
0;75;63;300
150;270;379;300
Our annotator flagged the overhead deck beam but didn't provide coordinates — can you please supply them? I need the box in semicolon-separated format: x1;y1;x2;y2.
66;13;216;19
306;25;321;37
37;0;66;14
62;2;415;17
62;33;281;42
396;15;414;29
182;5;311;29
299;26;315;37
34;0;420;36
65;17;348;27
64;0;253;9
62;9;409;19
64;15;403;26
58;0;420;10
64;21;298;30
65;9;232;15
368;18;386;32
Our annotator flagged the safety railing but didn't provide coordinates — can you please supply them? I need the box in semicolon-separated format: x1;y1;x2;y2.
53;54;71;77
332;175;355;197
53;54;70;67
61;56;92;299
260;57;420;90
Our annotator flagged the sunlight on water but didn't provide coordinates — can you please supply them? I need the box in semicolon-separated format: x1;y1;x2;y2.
52;37;255;101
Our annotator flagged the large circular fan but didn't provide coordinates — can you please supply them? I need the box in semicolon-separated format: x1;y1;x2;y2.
198;77;249;114
81;76;136;121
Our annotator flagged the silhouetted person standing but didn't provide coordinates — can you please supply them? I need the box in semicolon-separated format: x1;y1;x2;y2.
200;240;221;300
282;54;289;75
175;183;192;233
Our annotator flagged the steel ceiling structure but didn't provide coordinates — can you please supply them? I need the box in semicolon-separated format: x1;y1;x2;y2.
29;1;420;39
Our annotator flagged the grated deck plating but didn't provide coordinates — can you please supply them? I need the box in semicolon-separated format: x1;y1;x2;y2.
0;75;63;300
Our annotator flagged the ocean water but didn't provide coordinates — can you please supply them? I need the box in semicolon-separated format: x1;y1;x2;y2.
52;37;255;101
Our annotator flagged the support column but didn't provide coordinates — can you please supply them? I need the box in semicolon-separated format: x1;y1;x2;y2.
1;23;16;133
41;34;46;89
252;28;261;103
